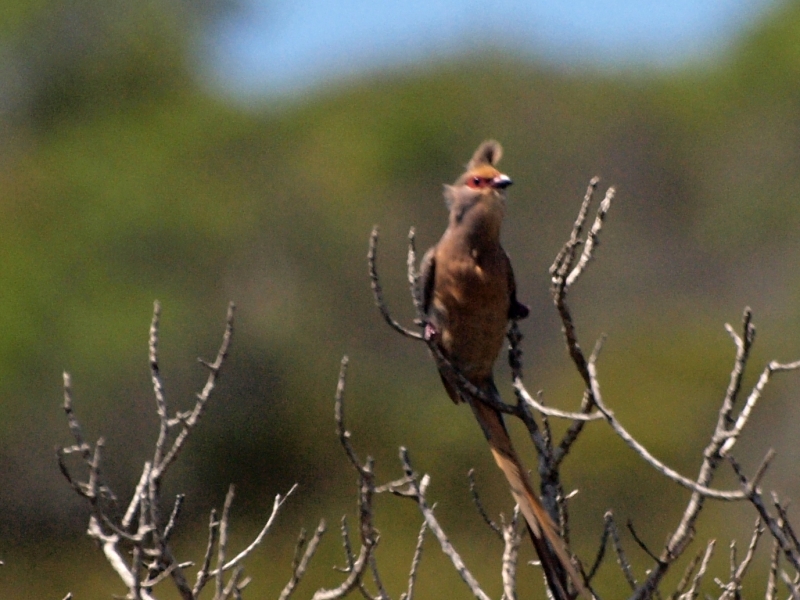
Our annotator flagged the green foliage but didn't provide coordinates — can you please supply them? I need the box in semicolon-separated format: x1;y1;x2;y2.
2;1;800;597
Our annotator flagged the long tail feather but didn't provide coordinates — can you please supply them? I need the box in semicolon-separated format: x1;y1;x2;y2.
469;390;590;600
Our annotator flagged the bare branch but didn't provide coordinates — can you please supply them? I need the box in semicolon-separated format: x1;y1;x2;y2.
501;506;523;600
678;539;715;600
163;494;185;543
154;301;235;479
407;227;424;321
766;537;780;600
606;513;637;591
334;356;364;472
565;186;616;289
780;570;800;600
514;381;603;422
728;456;800;572
279;520;327;600
550;177;600;285
216;484;235;598
720;359;800;457
212;485;298;574
627;520;660;564
587;359;746;501
718;518;763;600
193;508;220;597
670;550;703;600
399;448;491;600
468;469;502;538
313;546;371;600
401;519;428;600
368;226;424;340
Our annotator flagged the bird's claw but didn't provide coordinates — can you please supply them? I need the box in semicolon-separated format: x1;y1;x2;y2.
424;322;440;342
509;300;530;321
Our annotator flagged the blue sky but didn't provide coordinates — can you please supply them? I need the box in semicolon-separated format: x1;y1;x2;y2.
204;0;778;97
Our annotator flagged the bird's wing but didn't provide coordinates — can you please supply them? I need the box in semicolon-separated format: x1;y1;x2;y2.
503;250;530;321
419;246;437;317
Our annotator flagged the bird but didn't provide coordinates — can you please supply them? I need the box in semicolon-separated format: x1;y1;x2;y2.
419;140;587;600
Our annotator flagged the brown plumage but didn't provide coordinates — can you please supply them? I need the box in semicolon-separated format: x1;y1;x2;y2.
420;141;587;600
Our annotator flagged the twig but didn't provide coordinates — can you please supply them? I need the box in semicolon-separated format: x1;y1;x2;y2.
772;493;800;555
678;539;715;600
587;511;613;582
212;485;299;574
401;519;428;600
216;484;236;598
368;226;424;340
315;363;385;600
718;518;763;600
399;447;491;600
153;301;235;480
728;455;800;572
720;359;800;456
565;186;615;289
163;494;185;542
501;506;523;600
605;513;637;590
670;550;703;600
627;520;660;564
514;381;603;422
193;508;220;597
407;227;424;321
468;469;502;538
279;520;327;600
587;360;746;500
780;570;800;600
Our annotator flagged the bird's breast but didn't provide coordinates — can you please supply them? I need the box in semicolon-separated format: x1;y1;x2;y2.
432;248;511;381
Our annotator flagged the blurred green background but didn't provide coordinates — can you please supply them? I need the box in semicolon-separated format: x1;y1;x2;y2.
2;0;800;598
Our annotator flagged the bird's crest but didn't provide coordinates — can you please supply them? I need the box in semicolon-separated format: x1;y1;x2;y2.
468;140;503;170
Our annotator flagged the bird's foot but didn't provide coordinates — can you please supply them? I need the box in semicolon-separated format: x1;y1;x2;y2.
509;300;530;321
423;322;440;342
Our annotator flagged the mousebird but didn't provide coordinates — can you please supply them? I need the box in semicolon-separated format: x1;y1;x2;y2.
419;140;588;600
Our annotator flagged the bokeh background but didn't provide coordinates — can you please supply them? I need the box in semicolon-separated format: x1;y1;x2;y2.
2;0;800;597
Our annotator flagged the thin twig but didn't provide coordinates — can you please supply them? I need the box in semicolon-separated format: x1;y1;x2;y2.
468;469;502;538
501;506;523;600
193;508;220;597
627;520;660;564
216;484;236;598
279;520;327;600
154;301;235;479
399;447;491;600
565;186;616;289
670;550;703;600
401;519;428;600
407;227;424;321
587;511;613;583
766;537;779;600
368;226;424;340
587;360;746;501
720;359;800;456
163;494;185;543
605;513;637;590
728;455;800;572
679;540;715;600
212;485;299;574
718;518;763;600
780;570;800;600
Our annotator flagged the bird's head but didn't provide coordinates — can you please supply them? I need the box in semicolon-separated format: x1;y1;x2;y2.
444;140;512;231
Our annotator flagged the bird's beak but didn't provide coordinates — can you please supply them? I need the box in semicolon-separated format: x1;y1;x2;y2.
491;174;513;189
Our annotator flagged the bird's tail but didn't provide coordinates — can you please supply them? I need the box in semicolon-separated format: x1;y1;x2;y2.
469;385;590;600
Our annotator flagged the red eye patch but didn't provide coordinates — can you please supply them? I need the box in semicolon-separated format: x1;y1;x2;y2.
467;176;490;189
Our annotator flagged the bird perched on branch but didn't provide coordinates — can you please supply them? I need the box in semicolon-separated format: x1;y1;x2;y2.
419;140;587;600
